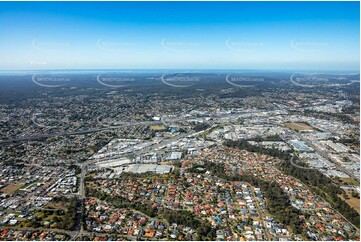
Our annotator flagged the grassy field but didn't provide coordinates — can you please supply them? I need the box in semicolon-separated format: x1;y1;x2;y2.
339;191;360;214
45;202;67;211
196;125;220;139
284;122;315;131
18;180;39;191
339;177;360;186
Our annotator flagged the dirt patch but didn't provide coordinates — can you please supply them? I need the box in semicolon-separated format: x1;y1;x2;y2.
284;122;315;131
150;125;166;131
1;183;24;195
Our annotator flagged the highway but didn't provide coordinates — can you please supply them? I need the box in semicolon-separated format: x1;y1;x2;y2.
2;109;284;239
0;110;281;145
0;120;164;144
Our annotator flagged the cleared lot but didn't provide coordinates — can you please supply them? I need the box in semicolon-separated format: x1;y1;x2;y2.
284;122;315;131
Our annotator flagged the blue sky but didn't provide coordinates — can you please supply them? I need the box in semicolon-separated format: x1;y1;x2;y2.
0;1;359;71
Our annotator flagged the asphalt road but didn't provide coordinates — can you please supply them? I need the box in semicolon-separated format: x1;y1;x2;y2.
0;110;277;145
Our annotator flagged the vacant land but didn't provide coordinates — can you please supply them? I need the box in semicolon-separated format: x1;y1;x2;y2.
340;177;360;186
150;125;166;131
284;122;315;131
339;191;360;214
45;202;67;211
1;183;24;195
